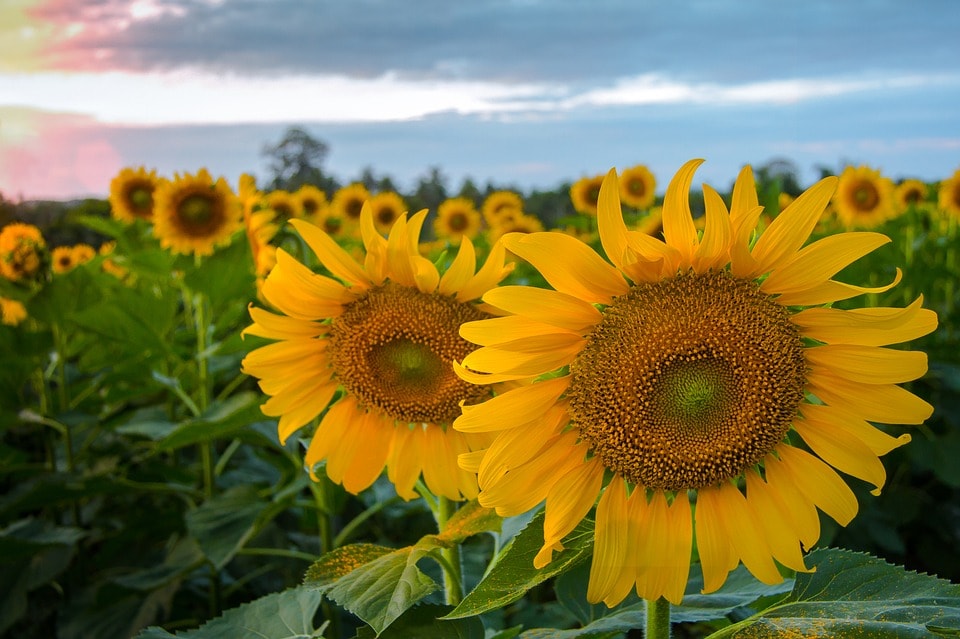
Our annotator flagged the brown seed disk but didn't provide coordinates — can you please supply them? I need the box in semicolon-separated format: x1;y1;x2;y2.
330;282;492;424
567;270;806;490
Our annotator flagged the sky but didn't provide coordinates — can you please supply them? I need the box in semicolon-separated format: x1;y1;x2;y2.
1;0;959;201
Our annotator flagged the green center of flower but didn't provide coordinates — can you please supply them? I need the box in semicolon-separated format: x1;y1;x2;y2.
448;212;469;232
852;181;880;211
567;270;806;491
130;186;153;213
345;198;363;220
179;194;215;226
330;282;492;424
628;179;647;196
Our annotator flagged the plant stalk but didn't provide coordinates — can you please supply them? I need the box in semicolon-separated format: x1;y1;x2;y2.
645;597;671;639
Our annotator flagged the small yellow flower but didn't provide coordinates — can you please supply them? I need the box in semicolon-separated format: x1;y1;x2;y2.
938;168;960;219
895;179;928;214
331;183;371;228
0;297;27;326
0;223;46;282
153;169;243;256
570;174;605;216
109;166;159;223
481;191;524;227
51;246;76;274
435;197;482;245
367;191;407;235
618;164;657;210
295;185;328;222
833;165;896;228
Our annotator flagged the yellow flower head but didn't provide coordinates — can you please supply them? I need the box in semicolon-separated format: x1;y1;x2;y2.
435;197;482;245
0;222;47;282
109;166;159;223
0;297;27;326
51;246;76;274
453;160;936;606
618;164;657;210
241;204;514;501
72;243;95;265
368;191;407;235
481;191;524;226
99;241;129;279
486;211;544;246
264;189;301;224
570;174;605;216
295;185;328;222
153;169;243;256
833;165;896;228
331;183;371;228
939;168;960;219
894;179;928;214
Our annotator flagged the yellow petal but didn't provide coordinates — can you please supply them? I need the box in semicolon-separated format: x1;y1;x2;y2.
501;232;629;304
715;481;783;586
290;218;372;288
420;426;463;501
661;159;703;264
624;228;682;270
540;457;605;563
692;184;732;272
341;411;392;494
458;449;487;474
729;165;760;239
303;396;359;480
244;305;326;340
478;403;568;487
460;315;581;346
452;360;533;385
261;250;352;320
459;338;583;377
774;268;902;306
806;369;934;425
406;209;428;252
763;452;822;549
793;297;938;346
805;344;927;384
384;213;417;286
597;168;630;275
241;338;326;372
438;238;477;296
750;176;837;274
482;286;603;332
694;484;739;593
634;490;693;605
387;425;424;500
457;239;513;302
454;376;569;433
586;477;635;606
793;418;887;496
744;470;810;573
275;378;338;445
761;232;891;295
412;254;440;293
800;403;911;456
360;202;388;285
775;444;858;526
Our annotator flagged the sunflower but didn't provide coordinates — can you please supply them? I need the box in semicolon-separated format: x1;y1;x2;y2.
331;183;371;228
894;179;928;214
453;159;936;606
481;191;524;226
264;190;301;224
295;185;328;222
368;191;407;235
72;243;95;265
99;241;128;280
109;166;159;223
0;297;27;326
619;164;657;210
832;165;896;229
153;169;243;257
570;174;605;216
938;168;960;219
486;212;544;245
0;222;47;282
51;246;76;274
241;177;280;279
435;197;482;245
241;204;514;500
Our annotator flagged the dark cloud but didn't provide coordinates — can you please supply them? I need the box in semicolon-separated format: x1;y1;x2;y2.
34;0;960;85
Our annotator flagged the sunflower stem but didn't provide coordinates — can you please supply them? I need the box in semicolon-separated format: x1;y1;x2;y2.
645;597;671;639
436;496;464;605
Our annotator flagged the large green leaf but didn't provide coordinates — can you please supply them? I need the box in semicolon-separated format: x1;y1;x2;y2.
435;499;502;544
156;391;267;452
445;509;594;619
182;238;255;312
185;485;269;570
134;586;324;638
709;548;960;638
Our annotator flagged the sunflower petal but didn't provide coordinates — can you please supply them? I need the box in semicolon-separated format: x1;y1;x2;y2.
763;452;822;549
800;403;911;456
793;412;889;495
360;202;388;285
661;159;703;264
598;168;630;274
438;238;477;296
501;232;629;304
244;305;326;340
454;376;570;433
715;481;783;586
478;403;568;486
744;470;810;573
634;490;693;605
290;218;372;288
459;338;584;377
303;396;358;480
421;426;464;500
586;477;635;606
482;286;603;332
387;425;424;500
538;457;605;568
262;249;353;320
806;369;933;424
750;176;838;274
340;411;392;494
774;444;858;526
775;268;903;306
761;232;891;294
457;239;513;302
693;184;733;272
805;344;927;384
793;296;938;346
695;484;739;593
460;315;581;346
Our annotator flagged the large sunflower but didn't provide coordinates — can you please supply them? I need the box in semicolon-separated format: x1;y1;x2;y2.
435;197;482;245
453;160;936;606
241;205;514;500
939;168;960;219
109;166;159;223
153;169;243;257
619;164;657;210
832;165;896;228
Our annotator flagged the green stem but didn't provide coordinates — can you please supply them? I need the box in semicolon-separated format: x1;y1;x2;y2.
309;477;335;554
436;496;463;606
645;597;671;639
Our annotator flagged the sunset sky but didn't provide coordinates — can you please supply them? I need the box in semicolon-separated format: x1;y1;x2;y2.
1;0;959;201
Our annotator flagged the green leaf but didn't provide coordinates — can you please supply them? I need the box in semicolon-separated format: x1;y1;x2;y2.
156;392;267;452
710;548;960;638
353;604;485;639
182;238;255;312
134;586;324;638
304;543;396;589
185;485;269;570
445;509;593;619
435;499;502;545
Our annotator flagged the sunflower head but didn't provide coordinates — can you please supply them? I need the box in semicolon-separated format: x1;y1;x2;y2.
481;191;524;226
618;164;657;210
435;197;482;245
264;190;301;224
51;246;76;274
109;166;159;223
242;202;515;501
295;185;328;221
368;191;407;234
833;165;896;228
894;179;928;214
331;183;371;227
454;160;936;606
938;168;960;219
486;212;544;245
153;169;243;256
0;222;47;282
570;174;605;216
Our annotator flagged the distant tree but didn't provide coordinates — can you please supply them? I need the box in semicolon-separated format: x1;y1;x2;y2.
261;126;338;193
455;178;483;207
355;166;398;194
407;167;449;214
0;191;16;227
754;158;803;196
525;185;575;229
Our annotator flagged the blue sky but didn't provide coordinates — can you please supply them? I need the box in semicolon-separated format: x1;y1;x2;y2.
1;0;959;200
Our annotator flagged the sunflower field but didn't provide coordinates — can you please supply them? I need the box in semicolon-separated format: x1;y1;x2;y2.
1;159;959;639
